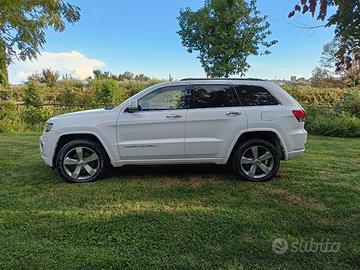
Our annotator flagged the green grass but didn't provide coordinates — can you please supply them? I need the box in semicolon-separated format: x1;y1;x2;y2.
0;134;359;269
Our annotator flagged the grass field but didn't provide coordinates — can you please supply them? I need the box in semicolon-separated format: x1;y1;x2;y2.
0;133;359;269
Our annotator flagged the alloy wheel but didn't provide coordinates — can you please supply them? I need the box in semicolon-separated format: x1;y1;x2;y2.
240;145;274;180
63;146;100;181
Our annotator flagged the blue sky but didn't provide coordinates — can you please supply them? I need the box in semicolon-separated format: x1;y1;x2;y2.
9;0;336;83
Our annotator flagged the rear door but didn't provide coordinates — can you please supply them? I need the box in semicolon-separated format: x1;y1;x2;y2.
185;84;247;158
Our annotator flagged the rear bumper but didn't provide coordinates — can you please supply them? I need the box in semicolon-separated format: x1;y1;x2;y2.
284;128;307;160
287;148;305;160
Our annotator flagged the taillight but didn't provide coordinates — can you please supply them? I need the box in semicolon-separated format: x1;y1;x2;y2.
292;109;307;122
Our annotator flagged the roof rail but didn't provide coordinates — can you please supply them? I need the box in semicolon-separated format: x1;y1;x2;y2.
180;78;265;81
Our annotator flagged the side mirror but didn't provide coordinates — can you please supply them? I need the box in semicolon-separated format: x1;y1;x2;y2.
128;99;139;113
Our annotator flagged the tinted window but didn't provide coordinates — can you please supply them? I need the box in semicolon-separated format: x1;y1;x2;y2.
235;85;279;106
139;86;187;111
190;85;239;109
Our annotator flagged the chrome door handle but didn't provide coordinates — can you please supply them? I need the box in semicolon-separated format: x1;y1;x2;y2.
166;114;182;119
226;112;242;116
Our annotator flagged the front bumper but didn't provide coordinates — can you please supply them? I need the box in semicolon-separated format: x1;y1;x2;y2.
39;134;54;167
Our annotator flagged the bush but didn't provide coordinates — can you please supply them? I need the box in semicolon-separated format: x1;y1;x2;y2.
285;86;352;107
2;77;360;136
5;85;25;102
0;87;11;101
21;106;54;130
0;101;23;132
1;76;164;133
23;82;43;105
88;79;125;106
119;79;161;100
58;87;77;105
57;78;84;90
342;89;360;118
304;105;360;137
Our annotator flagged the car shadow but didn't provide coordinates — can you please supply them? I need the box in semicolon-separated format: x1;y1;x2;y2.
107;164;236;180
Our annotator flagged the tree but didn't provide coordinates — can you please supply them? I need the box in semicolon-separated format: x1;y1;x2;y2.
177;0;277;77
289;0;360;72
27;68;60;86
93;69;111;80
0;0;81;87
320;38;340;72
310;66;344;88
120;71;134;80
319;38;359;86
41;68;60;86
93;70;143;81
135;74;151;81
0;42;8;86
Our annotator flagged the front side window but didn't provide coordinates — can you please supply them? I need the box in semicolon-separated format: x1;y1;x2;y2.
139;86;187;111
190;85;239;109
235;85;279;106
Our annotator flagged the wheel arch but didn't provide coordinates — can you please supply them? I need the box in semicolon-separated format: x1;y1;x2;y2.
52;133;111;168
226;129;286;163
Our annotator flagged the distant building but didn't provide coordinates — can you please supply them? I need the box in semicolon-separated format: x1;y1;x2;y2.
274;76;311;87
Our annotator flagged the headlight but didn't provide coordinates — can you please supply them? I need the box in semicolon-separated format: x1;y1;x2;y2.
44;123;53;132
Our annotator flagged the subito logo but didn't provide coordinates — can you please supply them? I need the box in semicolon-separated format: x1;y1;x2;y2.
272;238;289;254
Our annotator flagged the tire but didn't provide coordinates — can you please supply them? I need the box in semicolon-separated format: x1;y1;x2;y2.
232;139;280;182
56;139;109;183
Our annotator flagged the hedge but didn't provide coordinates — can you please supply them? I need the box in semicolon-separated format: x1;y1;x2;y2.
0;82;360;137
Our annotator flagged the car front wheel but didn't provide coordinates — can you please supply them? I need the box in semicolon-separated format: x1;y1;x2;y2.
232;139;280;182
56;139;109;183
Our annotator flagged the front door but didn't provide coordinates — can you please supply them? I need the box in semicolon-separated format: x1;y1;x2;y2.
117;84;188;160
185;84;247;158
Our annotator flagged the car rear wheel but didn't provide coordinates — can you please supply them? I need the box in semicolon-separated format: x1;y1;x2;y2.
56;139;109;183
232;139;280;182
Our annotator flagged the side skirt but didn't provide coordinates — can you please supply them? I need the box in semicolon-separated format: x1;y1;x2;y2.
111;158;226;167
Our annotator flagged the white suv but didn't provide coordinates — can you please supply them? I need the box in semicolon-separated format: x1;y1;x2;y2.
40;79;307;183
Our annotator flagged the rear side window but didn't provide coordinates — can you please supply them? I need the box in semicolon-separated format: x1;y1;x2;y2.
235;85;279;106
190;85;239;109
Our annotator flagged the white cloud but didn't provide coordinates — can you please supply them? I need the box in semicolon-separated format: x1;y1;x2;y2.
8;50;106;84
